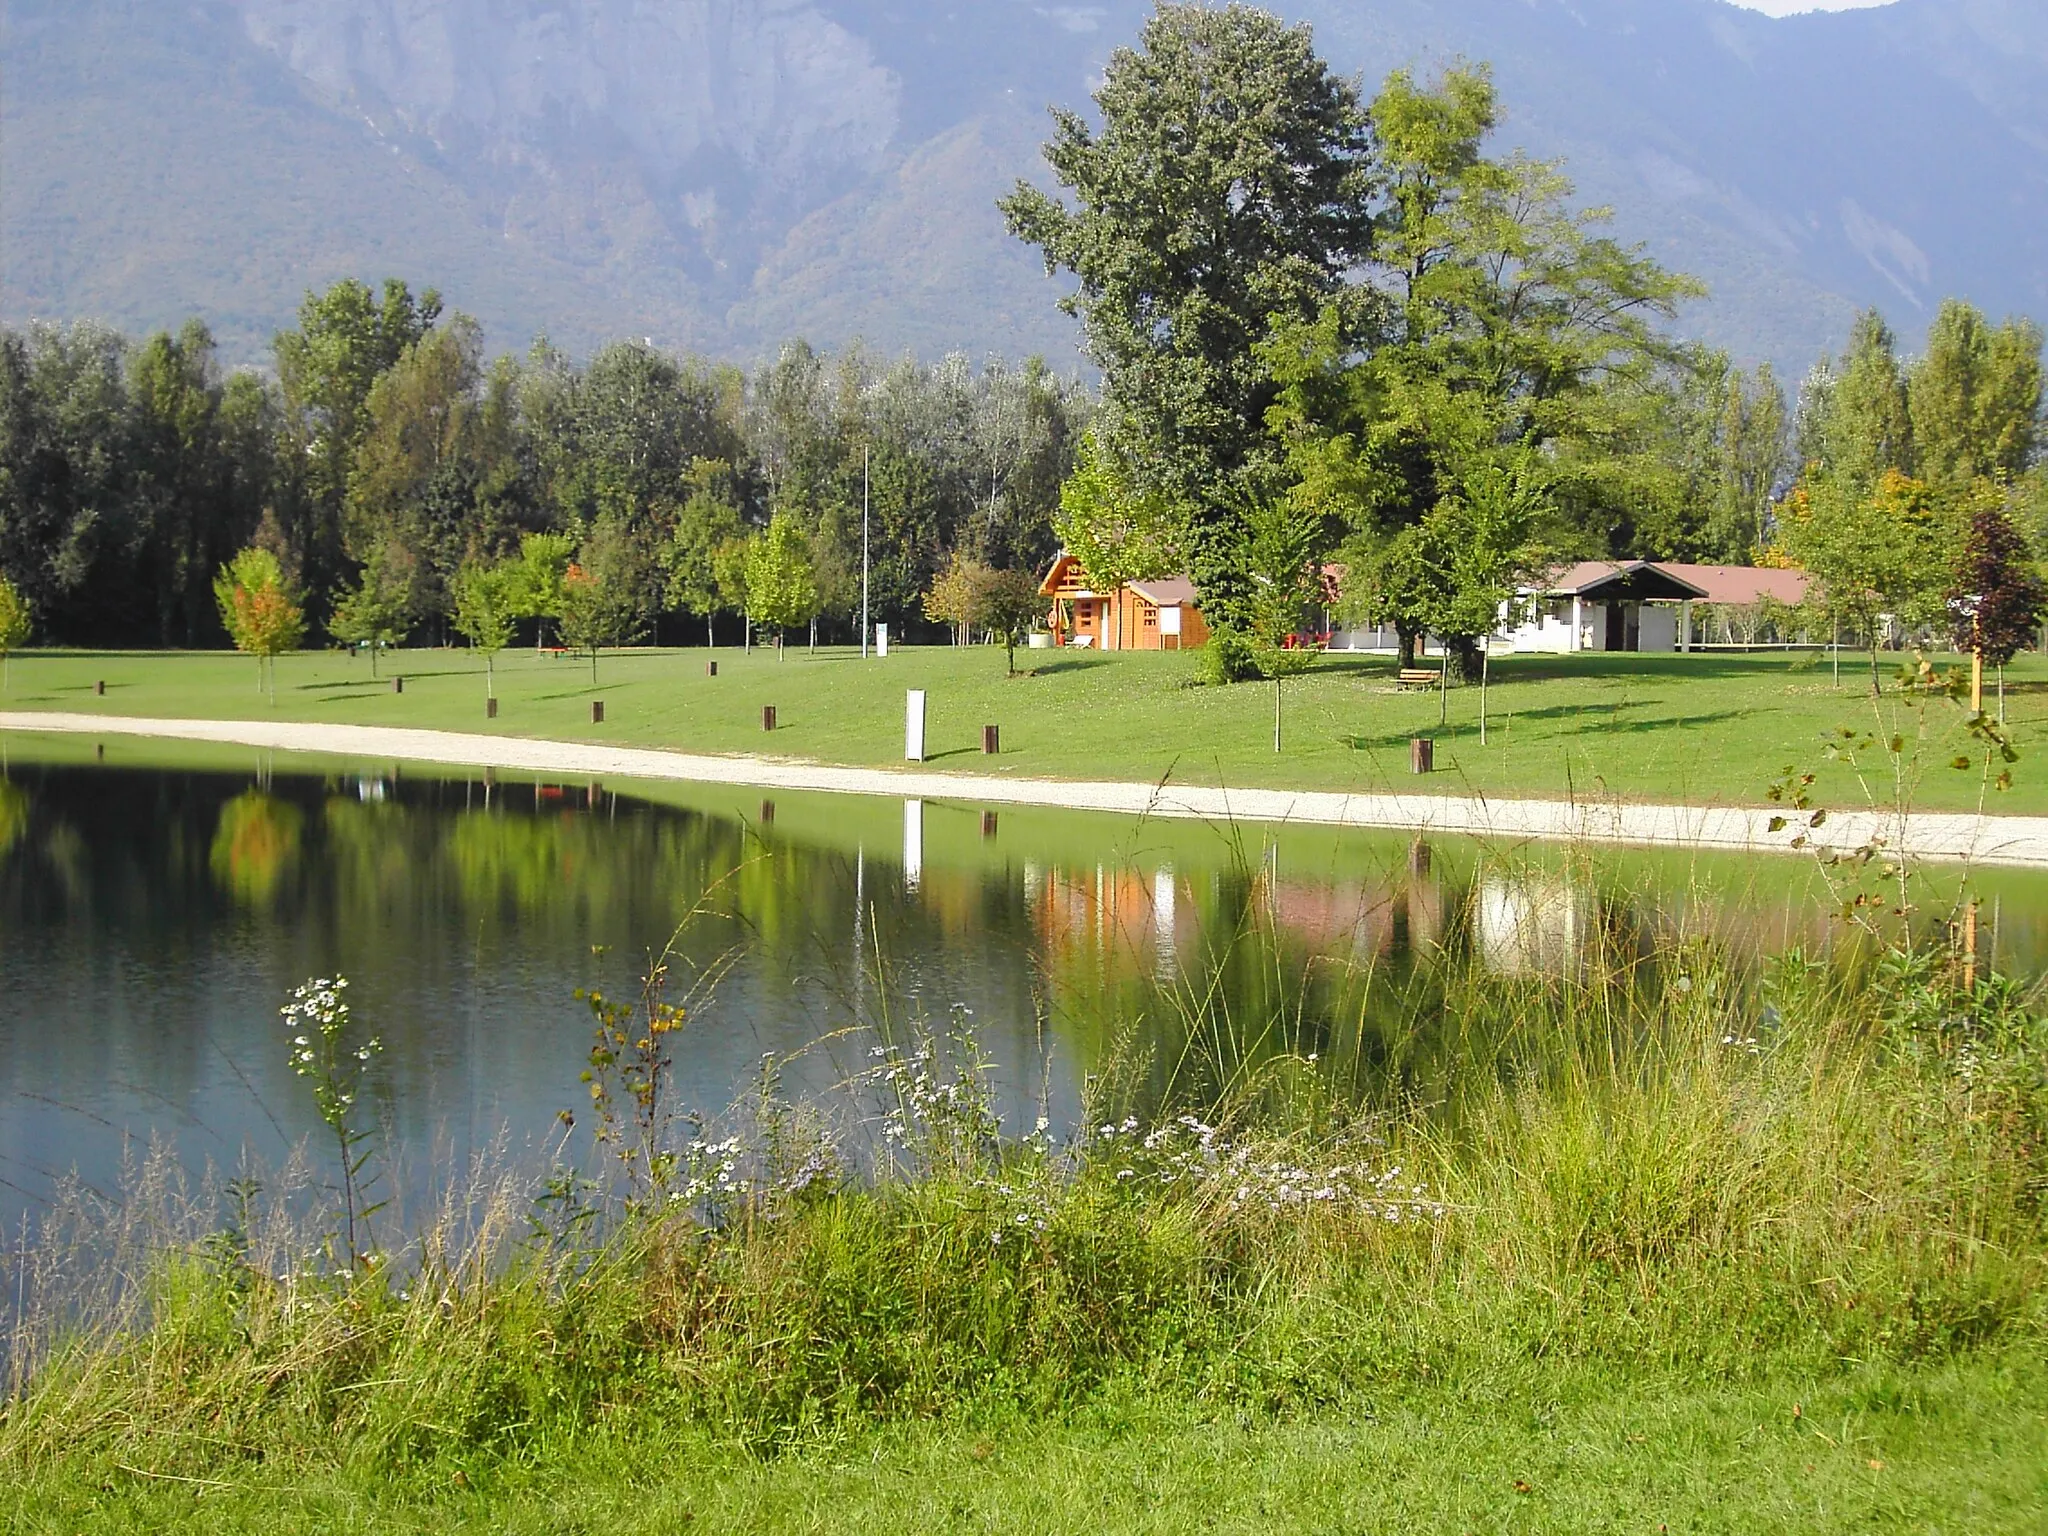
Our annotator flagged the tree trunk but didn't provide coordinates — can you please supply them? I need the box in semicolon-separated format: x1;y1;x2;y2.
1397;627;1419;670
707;613;715;648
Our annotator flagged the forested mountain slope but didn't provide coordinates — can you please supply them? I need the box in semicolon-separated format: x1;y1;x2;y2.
3;0;2042;370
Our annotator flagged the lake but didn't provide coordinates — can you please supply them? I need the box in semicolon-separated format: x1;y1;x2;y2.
3;732;2043;1229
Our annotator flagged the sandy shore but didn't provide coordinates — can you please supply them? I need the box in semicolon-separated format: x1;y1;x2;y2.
8;711;2048;867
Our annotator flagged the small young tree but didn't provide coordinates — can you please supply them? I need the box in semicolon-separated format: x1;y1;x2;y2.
1948;489;2046;716
0;576;31;693
508;532;575;652
712;536;753;652
743;513;819;658
453;559;520;701
923;551;993;645
328;550;411;676
214;547;306;702
558;521;656;684
975;567;1047;677
1777;470;1946;694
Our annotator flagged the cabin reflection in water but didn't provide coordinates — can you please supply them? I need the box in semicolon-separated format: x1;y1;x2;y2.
1475;876;1592;976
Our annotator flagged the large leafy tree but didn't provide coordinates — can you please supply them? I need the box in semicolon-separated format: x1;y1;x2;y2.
1002;2;1375;628
344;317;488;630
1908;300;2043;490
274;279;443;602
1268;68;1696;563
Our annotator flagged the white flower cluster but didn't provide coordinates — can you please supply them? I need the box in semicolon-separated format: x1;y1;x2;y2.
870;1040;1001;1159
1089;1114;1440;1221
279;976;381;1114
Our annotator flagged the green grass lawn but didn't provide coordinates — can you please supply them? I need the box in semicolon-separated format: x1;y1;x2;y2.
5;642;2044;813
14;1354;2044;1534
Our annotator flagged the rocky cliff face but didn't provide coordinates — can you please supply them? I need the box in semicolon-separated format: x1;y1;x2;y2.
230;0;903;281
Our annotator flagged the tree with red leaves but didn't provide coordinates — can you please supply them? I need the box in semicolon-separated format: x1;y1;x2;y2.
1949;494;2046;669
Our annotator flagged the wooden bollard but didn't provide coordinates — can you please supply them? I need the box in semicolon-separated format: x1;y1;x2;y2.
1409;838;1432;877
95;679;105;696
393;677;404;694
588;782;603;808
1409;737;1434;774
591;700;605;725
760;799;775;824
981;811;998;839
487;696;498;719
762;705;777;731
982;724;1000;755
706;660;718;677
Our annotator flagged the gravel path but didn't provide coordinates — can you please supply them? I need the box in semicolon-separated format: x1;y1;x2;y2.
10;711;2048;867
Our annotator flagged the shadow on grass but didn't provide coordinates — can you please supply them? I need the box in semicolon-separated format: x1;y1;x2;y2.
1027;656;1113;677
1340;706;1750;753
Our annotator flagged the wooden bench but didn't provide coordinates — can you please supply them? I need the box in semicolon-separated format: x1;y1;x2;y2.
1396;668;1440;689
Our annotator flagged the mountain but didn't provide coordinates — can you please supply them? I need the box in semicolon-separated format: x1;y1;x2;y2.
3;0;2044;374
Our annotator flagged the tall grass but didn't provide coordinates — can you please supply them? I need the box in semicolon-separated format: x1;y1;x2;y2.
3;884;2044;1483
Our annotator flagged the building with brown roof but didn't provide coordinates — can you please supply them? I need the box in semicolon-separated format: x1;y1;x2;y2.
1038;553;1210;650
1509;561;1812;653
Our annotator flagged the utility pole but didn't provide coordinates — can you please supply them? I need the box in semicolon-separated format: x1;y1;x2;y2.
861;445;871;660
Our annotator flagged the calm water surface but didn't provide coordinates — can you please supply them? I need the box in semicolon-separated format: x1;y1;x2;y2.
3;738;2044;1227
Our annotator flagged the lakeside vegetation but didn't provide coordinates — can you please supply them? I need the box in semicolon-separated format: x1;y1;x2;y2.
4;867;2045;1528
4;643;2044;815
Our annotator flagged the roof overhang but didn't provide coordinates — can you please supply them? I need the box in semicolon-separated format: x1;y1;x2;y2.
1535;561;1709;602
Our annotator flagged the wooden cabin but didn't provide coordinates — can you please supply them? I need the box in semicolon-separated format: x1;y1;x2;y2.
1039;553;1211;650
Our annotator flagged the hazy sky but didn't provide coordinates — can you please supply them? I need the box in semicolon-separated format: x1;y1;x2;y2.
1726;0;1899;15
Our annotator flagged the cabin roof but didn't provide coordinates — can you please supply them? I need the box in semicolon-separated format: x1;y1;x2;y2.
1128;575;1198;607
1039;552;1201;607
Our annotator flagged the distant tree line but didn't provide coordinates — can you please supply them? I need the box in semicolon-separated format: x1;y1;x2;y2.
0;290;1086;651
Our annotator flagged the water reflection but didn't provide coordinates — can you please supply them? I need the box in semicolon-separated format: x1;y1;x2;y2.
0;755;2040;1232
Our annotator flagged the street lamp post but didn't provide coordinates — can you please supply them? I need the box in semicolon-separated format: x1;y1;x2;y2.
861;446;871;660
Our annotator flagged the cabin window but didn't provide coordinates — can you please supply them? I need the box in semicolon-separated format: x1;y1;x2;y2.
1142;607;1157;627
1075;601;1092;622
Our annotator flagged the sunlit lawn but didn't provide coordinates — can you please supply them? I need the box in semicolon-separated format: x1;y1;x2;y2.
5;642;2044;813
12;1354;2045;1534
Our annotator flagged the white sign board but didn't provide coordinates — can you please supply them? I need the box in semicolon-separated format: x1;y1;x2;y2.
875;623;890;657
905;688;926;762
1158;604;1182;637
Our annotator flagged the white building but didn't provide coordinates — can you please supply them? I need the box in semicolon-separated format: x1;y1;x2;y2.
1502;561;1812;654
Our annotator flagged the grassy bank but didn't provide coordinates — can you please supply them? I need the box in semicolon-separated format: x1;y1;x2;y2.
6;915;2045;1529
12;1354;2045;1533
4;642;2043;811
